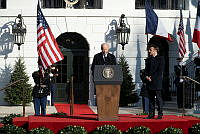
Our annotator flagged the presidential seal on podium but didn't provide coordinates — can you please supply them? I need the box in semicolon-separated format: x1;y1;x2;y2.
102;67;114;79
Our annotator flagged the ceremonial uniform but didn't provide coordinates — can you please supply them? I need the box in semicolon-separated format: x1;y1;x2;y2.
32;71;50;116
174;64;188;108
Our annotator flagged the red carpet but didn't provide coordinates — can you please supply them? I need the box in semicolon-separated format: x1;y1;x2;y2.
12;104;200;134
55;104;95;115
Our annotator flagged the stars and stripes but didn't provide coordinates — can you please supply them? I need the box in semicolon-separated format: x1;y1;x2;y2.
177;9;186;58
37;3;64;70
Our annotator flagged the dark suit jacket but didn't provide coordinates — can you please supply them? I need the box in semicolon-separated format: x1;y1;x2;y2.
145;55;164;90
91;52;116;75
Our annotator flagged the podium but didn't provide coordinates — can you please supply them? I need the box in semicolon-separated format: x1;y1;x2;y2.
94;65;123;121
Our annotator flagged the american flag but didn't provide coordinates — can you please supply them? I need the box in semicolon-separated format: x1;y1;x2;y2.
177;9;186;58
37;3;64;70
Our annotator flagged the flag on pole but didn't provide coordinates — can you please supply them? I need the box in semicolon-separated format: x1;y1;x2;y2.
192;1;200;49
37;3;64;70
145;0;172;41
177;9;186;58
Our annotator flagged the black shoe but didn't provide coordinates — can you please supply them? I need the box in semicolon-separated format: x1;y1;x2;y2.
144;115;154;119
157;115;163;119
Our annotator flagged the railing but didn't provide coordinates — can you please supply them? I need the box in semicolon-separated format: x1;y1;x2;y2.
169;52;200;109
135;0;188;10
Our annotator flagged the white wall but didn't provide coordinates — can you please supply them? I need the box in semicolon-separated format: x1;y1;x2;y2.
7;0;37;10
0;0;199;105
103;0;134;10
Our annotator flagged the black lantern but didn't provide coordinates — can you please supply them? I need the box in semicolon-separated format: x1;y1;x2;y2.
116;14;130;50
12;14;26;50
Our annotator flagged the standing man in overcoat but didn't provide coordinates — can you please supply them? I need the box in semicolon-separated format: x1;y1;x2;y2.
144;44;165;119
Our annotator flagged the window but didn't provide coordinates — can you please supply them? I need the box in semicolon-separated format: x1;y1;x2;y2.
41;0;102;9
86;0;102;9
0;0;6;9
42;0;66;8
135;0;189;10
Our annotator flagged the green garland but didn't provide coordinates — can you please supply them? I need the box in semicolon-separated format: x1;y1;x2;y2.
125;126;151;134
159;127;183;134
0;124;26;134
184;114;200;119
59;125;87;134
29;127;54;134
93;125;122;134
1;113;22;125
3;116;200;134
136;113;148;116
190;123;200;134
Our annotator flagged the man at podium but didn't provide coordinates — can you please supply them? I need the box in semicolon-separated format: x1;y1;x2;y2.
91;43;121;121
91;43;116;75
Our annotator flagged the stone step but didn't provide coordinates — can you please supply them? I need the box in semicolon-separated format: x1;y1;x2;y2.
170;96;177;102
163;97;178;111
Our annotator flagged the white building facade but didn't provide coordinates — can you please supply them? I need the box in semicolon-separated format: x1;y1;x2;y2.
0;0;199;105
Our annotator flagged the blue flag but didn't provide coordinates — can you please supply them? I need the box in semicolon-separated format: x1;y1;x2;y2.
145;0;171;40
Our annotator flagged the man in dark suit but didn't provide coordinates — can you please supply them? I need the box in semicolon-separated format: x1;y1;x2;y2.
144;44;164;119
139;69;149;114
91;43;116;75
91;43;116;105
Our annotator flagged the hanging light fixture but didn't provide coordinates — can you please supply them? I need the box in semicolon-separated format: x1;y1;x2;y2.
12;14;26;50
116;14;130;50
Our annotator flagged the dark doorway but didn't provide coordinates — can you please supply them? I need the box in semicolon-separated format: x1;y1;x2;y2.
55;32;89;104
148;36;170;101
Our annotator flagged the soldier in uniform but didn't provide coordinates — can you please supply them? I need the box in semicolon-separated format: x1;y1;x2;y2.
194;57;200;91
174;57;188;108
32;69;50;116
49;65;58;106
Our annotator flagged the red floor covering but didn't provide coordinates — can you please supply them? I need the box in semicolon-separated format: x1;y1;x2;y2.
55;104;95;115
12;104;200;134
